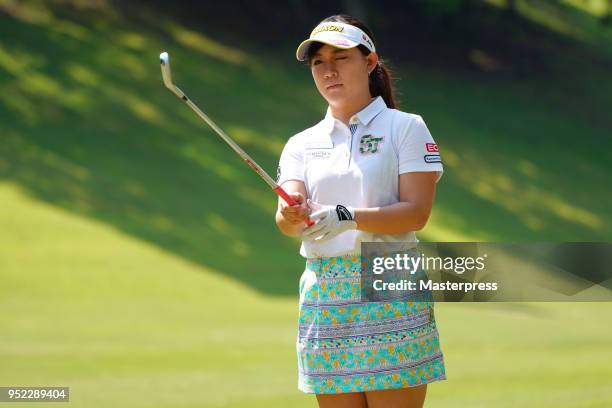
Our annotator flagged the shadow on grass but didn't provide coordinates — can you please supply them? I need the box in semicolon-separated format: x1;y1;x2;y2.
0;2;610;296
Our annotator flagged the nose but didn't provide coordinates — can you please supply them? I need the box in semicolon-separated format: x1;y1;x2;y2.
323;63;338;79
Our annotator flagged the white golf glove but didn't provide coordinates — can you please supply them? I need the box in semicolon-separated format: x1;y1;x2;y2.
301;199;357;243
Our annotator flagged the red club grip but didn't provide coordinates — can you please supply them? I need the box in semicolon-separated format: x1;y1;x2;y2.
273;186;315;226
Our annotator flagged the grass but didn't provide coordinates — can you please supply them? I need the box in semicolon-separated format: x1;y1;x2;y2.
0;1;611;407
2;183;611;407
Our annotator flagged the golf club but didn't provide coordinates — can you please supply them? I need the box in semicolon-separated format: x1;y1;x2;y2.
159;51;313;226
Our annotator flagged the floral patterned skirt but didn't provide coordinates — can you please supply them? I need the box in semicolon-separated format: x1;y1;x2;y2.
297;254;446;394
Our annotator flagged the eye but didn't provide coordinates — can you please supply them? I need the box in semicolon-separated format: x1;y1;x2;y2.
336;56;347;60
312;59;322;65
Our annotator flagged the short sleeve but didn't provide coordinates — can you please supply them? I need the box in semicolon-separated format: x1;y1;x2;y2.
277;136;304;185
397;115;444;183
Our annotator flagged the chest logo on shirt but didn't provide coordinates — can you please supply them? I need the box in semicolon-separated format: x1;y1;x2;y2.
359;135;384;154
305;141;333;161
305;150;332;160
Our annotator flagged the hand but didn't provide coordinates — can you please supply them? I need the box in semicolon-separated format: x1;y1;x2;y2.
301;200;357;243
279;192;310;225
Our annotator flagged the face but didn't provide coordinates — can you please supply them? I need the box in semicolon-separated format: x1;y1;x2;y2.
310;44;378;108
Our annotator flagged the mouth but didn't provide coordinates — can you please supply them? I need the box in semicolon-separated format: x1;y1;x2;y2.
326;83;343;91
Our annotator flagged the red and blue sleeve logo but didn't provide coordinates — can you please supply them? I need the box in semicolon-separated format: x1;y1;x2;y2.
426;143;439;152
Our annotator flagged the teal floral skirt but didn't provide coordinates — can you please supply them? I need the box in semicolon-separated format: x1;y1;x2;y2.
297;254;446;394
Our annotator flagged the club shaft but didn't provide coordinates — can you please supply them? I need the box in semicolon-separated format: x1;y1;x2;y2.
161;53;314;226
181;92;313;224
175;88;277;189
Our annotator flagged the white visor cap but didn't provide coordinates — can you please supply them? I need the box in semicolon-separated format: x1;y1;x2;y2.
296;22;376;61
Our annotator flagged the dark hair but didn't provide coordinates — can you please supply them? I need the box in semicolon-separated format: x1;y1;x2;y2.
304;14;398;109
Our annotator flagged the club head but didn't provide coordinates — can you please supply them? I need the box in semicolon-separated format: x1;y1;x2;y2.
160;51;173;89
160;51;186;99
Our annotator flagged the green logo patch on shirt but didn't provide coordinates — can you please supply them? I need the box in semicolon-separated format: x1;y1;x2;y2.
359;135;384;154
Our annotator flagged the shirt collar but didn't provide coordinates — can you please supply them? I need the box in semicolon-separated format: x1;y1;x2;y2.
321;96;387;133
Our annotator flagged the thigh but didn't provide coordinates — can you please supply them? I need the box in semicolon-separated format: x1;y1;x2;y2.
316;392;367;408
365;384;427;408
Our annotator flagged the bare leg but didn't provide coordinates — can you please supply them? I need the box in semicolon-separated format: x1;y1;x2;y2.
316;391;368;408
365;384;427;408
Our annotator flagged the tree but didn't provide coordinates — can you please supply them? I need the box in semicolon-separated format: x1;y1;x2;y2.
506;0;517;15
342;0;368;23
602;0;611;25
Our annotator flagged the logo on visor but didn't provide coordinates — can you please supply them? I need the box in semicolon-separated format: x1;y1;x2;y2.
332;39;351;47
359;135;384;154
311;24;345;36
362;34;373;48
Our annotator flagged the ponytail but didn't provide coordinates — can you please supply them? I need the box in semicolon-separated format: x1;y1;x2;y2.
368;59;397;109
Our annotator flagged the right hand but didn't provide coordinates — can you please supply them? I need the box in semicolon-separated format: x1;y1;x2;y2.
279;192;310;225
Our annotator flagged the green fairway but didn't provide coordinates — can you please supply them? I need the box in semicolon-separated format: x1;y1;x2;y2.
2;183;611;407
1;1;611;407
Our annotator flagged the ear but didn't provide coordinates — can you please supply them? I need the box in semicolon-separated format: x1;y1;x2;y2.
366;52;379;74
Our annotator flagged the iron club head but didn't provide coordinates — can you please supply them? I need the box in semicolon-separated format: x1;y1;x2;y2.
160;51;174;89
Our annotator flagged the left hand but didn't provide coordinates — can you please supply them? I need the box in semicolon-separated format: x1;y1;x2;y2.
301;200;357;243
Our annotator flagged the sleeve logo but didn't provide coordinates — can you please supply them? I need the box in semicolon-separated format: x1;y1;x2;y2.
426;143;439;152
424;155;442;163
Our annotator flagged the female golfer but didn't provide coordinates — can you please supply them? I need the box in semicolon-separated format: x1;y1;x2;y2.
275;15;446;408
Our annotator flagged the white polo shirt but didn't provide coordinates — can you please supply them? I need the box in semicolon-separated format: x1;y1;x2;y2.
278;96;443;258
